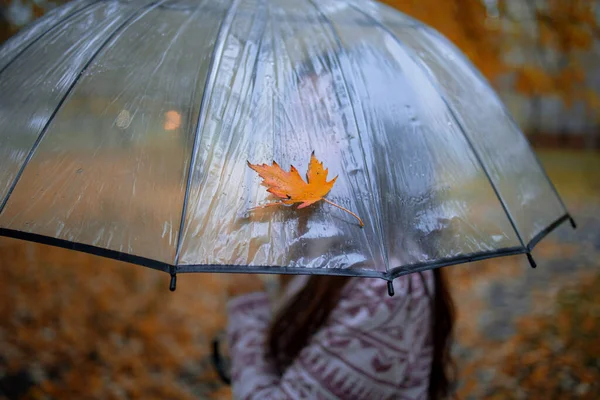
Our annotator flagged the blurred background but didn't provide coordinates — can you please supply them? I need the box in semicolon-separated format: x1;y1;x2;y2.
0;0;598;399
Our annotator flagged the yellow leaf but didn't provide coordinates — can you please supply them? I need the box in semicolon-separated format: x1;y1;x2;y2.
247;152;364;226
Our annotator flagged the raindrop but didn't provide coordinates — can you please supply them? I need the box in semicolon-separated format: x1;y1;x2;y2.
115;110;132;129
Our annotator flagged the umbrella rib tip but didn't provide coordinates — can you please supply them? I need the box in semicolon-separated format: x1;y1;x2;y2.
526;253;537;269
169;272;177;292
569;216;577;229
387;281;395;297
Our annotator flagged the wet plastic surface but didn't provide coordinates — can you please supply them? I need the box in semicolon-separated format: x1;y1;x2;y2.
0;0;570;279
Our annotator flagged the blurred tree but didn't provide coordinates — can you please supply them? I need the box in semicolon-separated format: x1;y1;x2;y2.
380;0;507;79
382;0;599;144
0;0;48;42
504;0;600;142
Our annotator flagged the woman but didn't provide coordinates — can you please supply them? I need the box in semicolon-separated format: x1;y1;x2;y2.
226;269;455;399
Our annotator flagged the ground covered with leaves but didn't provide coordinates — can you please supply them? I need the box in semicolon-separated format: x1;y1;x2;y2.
0;150;598;399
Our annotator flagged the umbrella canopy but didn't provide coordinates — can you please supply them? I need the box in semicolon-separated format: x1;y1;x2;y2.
0;0;574;293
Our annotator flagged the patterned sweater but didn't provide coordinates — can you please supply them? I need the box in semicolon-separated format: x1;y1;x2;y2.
226;271;434;400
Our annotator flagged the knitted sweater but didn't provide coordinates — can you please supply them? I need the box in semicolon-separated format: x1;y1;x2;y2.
226;271;434;399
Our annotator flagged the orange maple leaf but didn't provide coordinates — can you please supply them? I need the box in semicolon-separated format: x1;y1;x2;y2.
247;152;364;227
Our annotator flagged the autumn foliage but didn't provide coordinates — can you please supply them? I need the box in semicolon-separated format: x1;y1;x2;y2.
495;274;600;398
0;1;598;398
0;240;231;399
382;0;600;128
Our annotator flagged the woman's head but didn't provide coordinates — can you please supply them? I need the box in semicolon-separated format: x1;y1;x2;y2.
267;270;455;400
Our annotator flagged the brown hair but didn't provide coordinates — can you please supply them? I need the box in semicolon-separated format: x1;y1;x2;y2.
267;269;456;399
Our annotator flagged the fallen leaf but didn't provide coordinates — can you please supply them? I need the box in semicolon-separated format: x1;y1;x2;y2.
247;152;364;227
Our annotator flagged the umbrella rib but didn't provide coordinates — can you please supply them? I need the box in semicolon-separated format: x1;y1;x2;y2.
0;0;168;215
433;98;527;250
348;4;528;253
173;0;243;266
0;0;104;78
306;0;390;273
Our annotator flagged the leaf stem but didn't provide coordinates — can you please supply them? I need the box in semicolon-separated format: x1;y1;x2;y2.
322;198;365;227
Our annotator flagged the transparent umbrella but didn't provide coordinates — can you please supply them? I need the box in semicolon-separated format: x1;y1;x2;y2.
0;0;575;296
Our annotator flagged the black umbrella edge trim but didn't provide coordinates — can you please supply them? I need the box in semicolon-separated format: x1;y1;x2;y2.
526;213;571;251
387;246;525;280
0;227;171;273
175;263;383;278
0;212;572;285
387;212;573;280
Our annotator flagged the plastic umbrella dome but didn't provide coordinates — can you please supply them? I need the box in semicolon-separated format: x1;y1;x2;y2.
0;0;575;295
